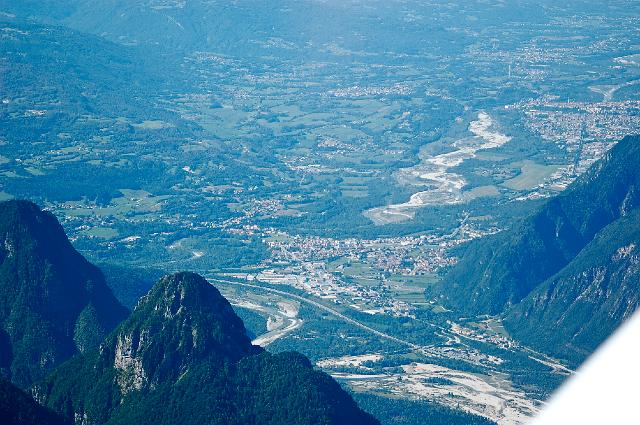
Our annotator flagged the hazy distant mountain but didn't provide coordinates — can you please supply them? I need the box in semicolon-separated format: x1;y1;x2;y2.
0;200;128;388
0;377;69;425
36;272;380;425
0;0;471;58
1;0;359;53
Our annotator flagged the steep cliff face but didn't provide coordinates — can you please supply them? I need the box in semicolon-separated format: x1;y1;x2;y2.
505;209;640;365
430;135;640;315
37;272;379;425
0;200;128;388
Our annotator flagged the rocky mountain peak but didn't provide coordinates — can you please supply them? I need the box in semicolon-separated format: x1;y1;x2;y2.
101;272;259;394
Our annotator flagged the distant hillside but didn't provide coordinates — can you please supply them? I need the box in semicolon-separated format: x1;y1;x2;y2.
0;200;128;388
0;377;69;425
430;135;640;315
0;0;449;56
37;272;380;425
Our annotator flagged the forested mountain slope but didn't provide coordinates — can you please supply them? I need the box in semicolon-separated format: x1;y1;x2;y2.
0;200;128;388
504;208;640;365
428;135;640;365
430;135;640;316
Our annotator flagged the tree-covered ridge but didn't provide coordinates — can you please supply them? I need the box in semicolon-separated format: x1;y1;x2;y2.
36;272;380;425
431;135;640;315
0;377;69;425
353;393;495;425
0;200;128;388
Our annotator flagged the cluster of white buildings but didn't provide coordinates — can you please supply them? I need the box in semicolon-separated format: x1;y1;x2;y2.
327;83;412;98
263;231;464;275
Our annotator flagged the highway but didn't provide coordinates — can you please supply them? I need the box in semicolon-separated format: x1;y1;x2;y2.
207;276;421;350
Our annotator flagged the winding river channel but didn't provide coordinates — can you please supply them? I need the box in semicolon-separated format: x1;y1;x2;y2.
365;111;511;225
